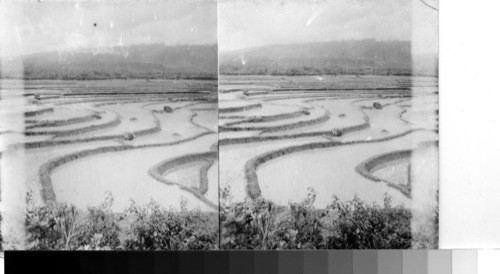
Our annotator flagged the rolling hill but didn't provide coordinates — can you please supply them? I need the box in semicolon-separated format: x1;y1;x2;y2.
0;44;218;80
219;40;437;76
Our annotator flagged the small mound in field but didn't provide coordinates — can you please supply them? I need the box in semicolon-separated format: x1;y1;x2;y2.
381;129;389;134
163;106;173;113
95;115;102;120
130;117;137;122
377;94;384;98
332;128;342;136
173;132;180;137
302;110;311;115
338;113;346;118
373;102;383;109
123;132;135;140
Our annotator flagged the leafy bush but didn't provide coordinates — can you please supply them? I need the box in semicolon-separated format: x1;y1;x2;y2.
272;188;327;249
25;191;79;250
22;186;435;250
220;196;284;250
325;194;412;249
221;186;416;249
220;185;273;249
24;192;218;250
122;200;218;250
73;193;121;250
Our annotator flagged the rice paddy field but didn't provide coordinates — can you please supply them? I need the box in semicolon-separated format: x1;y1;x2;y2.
0;79;219;243
1;75;439;249
219;75;439;213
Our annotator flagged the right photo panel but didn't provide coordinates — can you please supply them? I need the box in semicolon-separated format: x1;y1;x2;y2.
218;0;438;249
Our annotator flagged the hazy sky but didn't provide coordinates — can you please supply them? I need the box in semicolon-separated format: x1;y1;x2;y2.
0;0;217;57
0;0;437;57
219;0;438;54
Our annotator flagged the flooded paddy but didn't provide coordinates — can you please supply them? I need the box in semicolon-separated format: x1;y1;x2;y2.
219;75;438;209
1;80;218;215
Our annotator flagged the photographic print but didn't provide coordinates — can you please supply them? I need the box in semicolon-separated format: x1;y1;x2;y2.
1;0;439;252
218;0;438;249
0;0;218;250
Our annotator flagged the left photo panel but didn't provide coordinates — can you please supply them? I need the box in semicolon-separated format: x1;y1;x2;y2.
0;0;219;250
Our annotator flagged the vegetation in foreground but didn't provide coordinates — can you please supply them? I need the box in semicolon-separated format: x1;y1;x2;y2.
23;192;218;250
18;185;438;250
220;186;438;249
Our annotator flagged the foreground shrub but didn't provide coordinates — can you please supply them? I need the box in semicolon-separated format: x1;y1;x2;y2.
221;187;415;249
73;194;121;250
272;188;327;249
220;197;285;250
122;200;218;250
220;185;278;249
24;193;218;250
325;195;412;249
25;196;79;250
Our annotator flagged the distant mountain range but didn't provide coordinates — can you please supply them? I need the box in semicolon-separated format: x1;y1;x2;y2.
0;40;437;80
219;40;437;76
0;44;218;80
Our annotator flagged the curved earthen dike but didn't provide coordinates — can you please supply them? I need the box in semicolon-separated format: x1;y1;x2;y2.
24;114;121;137
38;131;214;205
223;110;310;127
148;151;218;210
272;87;413;92
25;113;101;129
23;107;54;117
219;120;370;146
219;103;262;114
219;115;250;119
399;108;412;125
219;88;244;94
16;112;162;150
219;111;330;133
244;129;423;200
355;150;413;198
55;97;141;106
189;112;216;133
243;90;269;96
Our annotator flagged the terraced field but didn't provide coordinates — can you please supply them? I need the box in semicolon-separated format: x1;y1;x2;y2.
1;76;438;249
0;80;219;216
219;75;439;213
